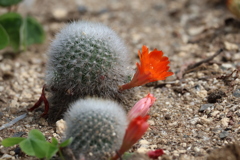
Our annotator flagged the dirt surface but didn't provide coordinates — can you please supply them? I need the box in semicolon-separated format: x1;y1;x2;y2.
1;0;240;159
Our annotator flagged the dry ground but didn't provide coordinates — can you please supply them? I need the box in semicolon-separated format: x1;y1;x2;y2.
0;0;240;159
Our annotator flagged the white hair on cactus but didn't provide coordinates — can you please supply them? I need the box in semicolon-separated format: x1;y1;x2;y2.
63;97;128;160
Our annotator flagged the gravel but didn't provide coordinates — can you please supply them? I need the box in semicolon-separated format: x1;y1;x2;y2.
1;0;240;160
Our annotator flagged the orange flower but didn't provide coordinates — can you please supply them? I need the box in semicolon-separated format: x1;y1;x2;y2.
111;115;149;160
119;45;173;91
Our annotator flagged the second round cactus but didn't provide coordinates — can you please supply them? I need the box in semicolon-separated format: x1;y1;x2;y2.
62;97;128;160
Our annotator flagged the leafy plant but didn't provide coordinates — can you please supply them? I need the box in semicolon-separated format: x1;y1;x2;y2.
0;24;9;49
0;0;22;7
0;0;45;52
1;129;72;160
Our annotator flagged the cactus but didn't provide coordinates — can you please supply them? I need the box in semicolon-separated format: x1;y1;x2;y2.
46;21;131;93
44;21;134;122
62;97;128;160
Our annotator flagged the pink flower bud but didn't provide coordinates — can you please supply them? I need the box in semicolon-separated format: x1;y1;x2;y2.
128;93;156;121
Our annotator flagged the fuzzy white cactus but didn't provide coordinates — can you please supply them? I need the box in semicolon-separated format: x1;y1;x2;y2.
46;21;131;94
62;97;128;160
44;21;134;122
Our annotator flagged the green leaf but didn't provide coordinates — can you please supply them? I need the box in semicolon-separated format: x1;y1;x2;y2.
1;137;25;147
0;13;22;51
19;130;58;159
51;137;58;146
28;129;46;141
21;16;45;49
19;139;50;158
59;137;73;148
45;143;59;160
0;0;22;7
0;24;9;49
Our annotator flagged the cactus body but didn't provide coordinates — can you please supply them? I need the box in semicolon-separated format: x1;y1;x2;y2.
46;21;131;93
45;21;134;122
63;97;128;160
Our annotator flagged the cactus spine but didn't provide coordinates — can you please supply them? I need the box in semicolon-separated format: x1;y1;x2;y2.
62;97;128;160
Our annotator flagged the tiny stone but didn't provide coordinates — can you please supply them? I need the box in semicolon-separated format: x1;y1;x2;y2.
197;90;207;98
9;100;19;108
56;119;66;135
182;143;187;147
221;63;233;69
221;118;229;127
52;8;68;19
224;41;239;51
169;121;178;127
137;147;149;153
164;114;171;120
200;116;212;124
78;5;88;14
12;132;25;137
148;120;155;125
199;104;214;112
1;154;14;159
9;151;15;156
193;147;200;152
233;88;240;98
219;131;229;139
190;117;200;125
139;140;150;145
211;111;220;117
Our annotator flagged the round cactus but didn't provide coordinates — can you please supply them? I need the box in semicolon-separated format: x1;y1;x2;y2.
62;97;128;160
46;21;131;94
45;21;134;122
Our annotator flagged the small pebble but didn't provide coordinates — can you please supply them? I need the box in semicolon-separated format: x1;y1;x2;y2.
1;154;14;159
224;41;239;51
12;132;25;137
221;118;229;127
139;140;150;145
219;131;229;139
181;143;187;147
211;111;220;117
193;147;200;152
9;151;15;156
164;114;171;120
52;8;68;19
137;147;149;153
56;119;66;135
78;5;88;14
148;120;155;125
199;104;214;112
233;88;240;98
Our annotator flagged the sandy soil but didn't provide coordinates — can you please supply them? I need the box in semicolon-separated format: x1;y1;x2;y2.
0;0;240;159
